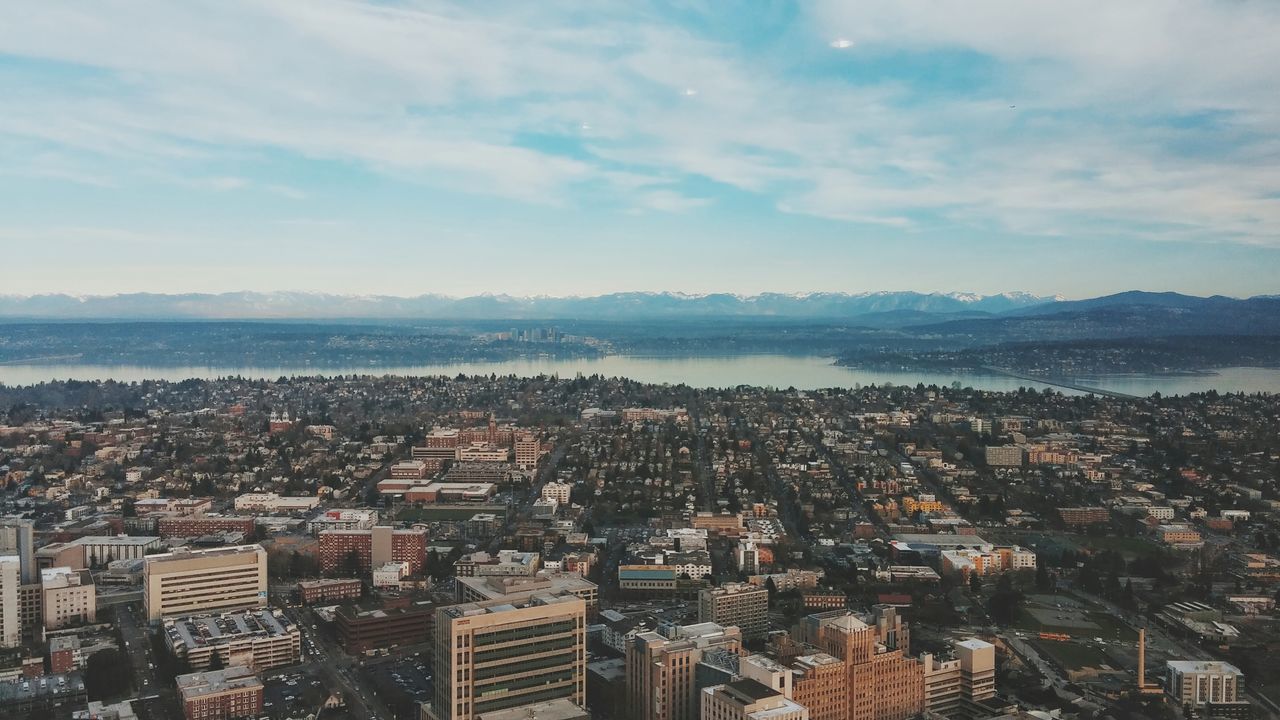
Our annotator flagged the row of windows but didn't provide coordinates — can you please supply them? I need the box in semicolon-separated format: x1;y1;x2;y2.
474;635;578;664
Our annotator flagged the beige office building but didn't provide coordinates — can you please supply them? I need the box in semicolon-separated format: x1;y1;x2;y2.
919;638;995;718
143;545;268;621
0;555;19;647
41;567;96;630
626;622;744;720
431;592;586;720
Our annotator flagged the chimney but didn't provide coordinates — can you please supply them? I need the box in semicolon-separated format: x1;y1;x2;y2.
1137;628;1146;689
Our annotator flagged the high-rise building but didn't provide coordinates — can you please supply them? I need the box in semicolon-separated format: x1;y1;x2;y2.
626;622;743;720
699;583;769;640
0;555;20;648
515;434;542;471
430;592;586;720
701;680;809;720
799;608;923;720
142;545;268;621
318;526;427;575
789;654;846;720
0;520;36;583
919;638;996;718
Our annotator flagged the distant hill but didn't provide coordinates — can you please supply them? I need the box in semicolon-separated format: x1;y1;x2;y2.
0;290;1059;320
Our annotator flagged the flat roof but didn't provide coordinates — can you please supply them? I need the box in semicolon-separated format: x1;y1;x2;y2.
478;698;588;720
176;666;263;698
166;610;294;649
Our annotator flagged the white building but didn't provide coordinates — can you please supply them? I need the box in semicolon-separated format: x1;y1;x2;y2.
234;493;320;514
1167;660;1243;707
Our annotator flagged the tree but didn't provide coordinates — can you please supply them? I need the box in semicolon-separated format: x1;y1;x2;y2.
969;572;983;593
343;549;363;577
85;649;132;700
1035;564;1052;593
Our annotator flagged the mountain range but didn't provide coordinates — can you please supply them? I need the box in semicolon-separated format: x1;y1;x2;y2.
0;290;1061;320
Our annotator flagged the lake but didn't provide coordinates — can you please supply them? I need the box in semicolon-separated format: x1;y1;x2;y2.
1;355;1278;396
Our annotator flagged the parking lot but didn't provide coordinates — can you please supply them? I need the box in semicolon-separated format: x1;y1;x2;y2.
262;668;327;719
364;656;433;720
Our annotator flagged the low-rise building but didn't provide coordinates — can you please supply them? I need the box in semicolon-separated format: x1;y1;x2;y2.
164;610;301;672
176;666;264;720
297;578;362;605
41;567;96;630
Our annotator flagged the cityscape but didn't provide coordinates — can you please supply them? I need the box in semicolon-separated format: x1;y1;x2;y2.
3;2;1280;720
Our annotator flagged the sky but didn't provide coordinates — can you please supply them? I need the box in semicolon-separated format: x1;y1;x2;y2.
2;0;1279;299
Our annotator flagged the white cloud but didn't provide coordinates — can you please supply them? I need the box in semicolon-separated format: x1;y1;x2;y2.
0;0;1276;247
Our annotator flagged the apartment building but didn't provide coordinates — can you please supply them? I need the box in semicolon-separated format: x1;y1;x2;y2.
626;622;743;720
297;578;362;605
318;526;427;576
177;666;264;720
164;610;301;671
431;592;586;720
984;446;1023;468
515;434;542;471
143;545;268;621
699;583;769;640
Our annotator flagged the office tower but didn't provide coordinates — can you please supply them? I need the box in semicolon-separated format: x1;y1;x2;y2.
955;639;995;705
699;583;769;640
919;638;995;718
0;555;19;647
143;545;268;621
802;608;923;720
431;592;586;720
701;680;809;720
627;622;743;720
790;654;847;720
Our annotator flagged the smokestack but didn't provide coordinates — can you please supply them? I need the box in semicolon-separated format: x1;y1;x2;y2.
1137;628;1146;689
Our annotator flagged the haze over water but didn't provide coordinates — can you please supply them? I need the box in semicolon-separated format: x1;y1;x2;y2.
2;356;1279;396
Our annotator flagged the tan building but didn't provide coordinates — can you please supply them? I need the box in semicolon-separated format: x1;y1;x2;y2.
699;583;769;640
177;665;264;720
1167;660;1243;707
626;622;743;720
800;609;923;720
702;680;809;720
143;545;268;621
41;567;96;630
0;555;19;647
430;592;586;720
515;434;542;471
790;654;846;720
920;639;995;718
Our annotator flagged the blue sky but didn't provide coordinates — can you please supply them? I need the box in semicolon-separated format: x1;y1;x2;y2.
2;0;1279;299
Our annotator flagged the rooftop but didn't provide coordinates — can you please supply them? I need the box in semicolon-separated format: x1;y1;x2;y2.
166;610;295;649
176;666;263;699
477;698;589;720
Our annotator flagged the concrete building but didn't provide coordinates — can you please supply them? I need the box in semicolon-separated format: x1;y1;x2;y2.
701;680;808;720
318;526;427;576
431;592;586;720
176;665;264;720
626;622;743;720
158;516;256;539
143;545;268;621
66;535;162;566
790;654;846;720
455;573;599;618
0;555;19;648
164;610;301;671
956;639;995;707
984;446;1023;468
540;482;571;506
336;599;435;655
1167;660;1243;707
454;550;540;577
41;567;96;630
699;583;769;640
0;671;86;718
0;520;37;584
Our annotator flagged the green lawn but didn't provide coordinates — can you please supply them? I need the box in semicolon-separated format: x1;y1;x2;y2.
1031;639;1111;672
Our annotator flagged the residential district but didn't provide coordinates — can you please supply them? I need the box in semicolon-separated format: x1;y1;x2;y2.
0;375;1277;720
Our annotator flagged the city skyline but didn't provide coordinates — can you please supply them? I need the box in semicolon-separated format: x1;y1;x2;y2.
2;1;1279;297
